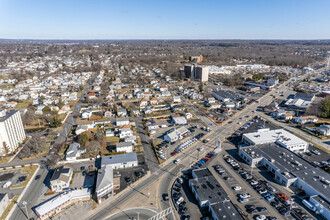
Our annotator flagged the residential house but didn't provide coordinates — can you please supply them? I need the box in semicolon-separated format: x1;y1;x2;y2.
35;105;45;115
81;111;92;119
115;142;133;153
58;104;71;114
139;98;148;108
173;96;181;103
316;125;330;136
116;118;130;126
75;123;95;135
149;97;158;105
119;128;133;138
66;142;85;161
117;109;127;117
50;166;73;192
124;136;137;144
295;116;318;125
164;126;189;143
131;108;140;116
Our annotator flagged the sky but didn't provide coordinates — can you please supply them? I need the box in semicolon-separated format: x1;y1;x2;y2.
0;0;329;40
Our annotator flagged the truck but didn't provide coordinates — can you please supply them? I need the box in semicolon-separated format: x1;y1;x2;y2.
2;181;12;189
302;199;316;212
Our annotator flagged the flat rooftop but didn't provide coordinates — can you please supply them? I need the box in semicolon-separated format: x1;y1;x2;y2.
293;168;330;200
243;128;307;147
190;168;243;220
101;153;137;167
241;144;313;174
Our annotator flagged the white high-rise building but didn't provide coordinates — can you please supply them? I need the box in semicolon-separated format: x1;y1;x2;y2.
196;66;209;82
0;110;26;156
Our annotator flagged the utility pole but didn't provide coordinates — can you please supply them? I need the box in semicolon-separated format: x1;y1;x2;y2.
22;201;29;220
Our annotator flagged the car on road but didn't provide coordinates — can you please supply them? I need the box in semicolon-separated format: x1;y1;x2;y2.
163;193;169;201
35;175;41;180
174;159;181;164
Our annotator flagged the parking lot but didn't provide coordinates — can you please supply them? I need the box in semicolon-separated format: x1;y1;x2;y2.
220;144;317;220
0;168;28;189
153;123;209;162
70;171;95;189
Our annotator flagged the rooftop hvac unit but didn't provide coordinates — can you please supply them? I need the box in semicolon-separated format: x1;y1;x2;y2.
271;159;275;163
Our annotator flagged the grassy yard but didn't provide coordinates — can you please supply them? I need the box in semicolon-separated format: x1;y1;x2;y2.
21;145;49;161
90;114;103;120
106;136;119;143
0;156;13;164
11;165;38;189
0;195;19;219
16;99;32;109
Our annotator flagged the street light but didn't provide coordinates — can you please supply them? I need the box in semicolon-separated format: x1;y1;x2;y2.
22;201;29;220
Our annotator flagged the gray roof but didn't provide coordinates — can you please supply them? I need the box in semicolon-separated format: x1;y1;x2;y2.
101;153;137;167
116;142;132;148
0;193;7;201
295;92;315;101
241;144;313;173
0;110;18;122
95;165;113;193
310;195;330;211
190;168;243;220
212;90;244;102
50;166;71;181
292;167;330;200
66;142;81;158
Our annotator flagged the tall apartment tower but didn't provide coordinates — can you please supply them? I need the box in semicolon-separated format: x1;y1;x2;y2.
0;110;26;156
184;64;196;79
196;66;209;82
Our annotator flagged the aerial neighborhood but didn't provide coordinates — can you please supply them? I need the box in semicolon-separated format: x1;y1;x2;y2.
0;40;329;220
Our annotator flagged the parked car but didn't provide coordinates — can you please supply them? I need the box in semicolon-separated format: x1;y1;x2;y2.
233;186;241;191
239;198;249;203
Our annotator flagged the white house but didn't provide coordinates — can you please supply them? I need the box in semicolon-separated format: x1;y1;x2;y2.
50;166;73;192
164;126;189;143
316;125;330;136
116;118;129;126
116;142;133;153
117;109;127;117
119;128;133;138
75;123;94;135
66;142;85;161
295;116;318;125
81;111;92;119
173;96;181;103
58;104;71;114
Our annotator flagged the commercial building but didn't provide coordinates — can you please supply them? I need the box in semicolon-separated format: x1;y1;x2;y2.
115;142;133;153
171;116;188;125
0;193;9;216
195;66;209;82
189;55;203;63
212;90;245;107
238;144;330;203
101;153;138;169
309;195;330;220
242;128;308;153
164;126;189;143
35;189;90;220
50;166;73;192
0;109;26;156
189;168;243;220
66;142;85;161
285;92;315;110
95;165;113;204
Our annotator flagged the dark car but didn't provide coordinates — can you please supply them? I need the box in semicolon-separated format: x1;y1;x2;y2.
173;187;181;192
257;207;267;212
162;193;169;201
125;176;131;183
135;171;141;178
35;175;41;180
247;208;258;214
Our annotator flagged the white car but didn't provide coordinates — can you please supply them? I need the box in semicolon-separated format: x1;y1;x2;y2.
198;147;204;151
255;215;266;220
239;193;251;199
239;198;249;203
233;186;241;191
174;159;181;164
176;197;184;205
